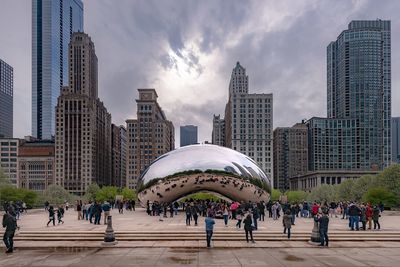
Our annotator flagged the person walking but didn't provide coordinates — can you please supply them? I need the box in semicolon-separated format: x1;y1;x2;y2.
373;206;381;230
205;213;215;248
3;207;17;253
222;205;229;227
102;201;111;225
57;206;65;224
236;210;243;229
244;214;255;243
93;202;102;225
46;206;56;227
315;211;329;247
192;205;199;226
282;210;292;239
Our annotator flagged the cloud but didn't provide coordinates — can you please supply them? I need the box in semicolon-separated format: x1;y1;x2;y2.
1;0;400;147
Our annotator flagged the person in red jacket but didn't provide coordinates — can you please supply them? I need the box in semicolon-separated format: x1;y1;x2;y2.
366;204;373;230
312;203;320;216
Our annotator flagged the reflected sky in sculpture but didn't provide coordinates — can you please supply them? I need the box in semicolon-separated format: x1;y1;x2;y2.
139;144;271;186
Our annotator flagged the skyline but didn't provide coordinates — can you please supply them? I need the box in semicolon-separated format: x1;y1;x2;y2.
1;0;400;147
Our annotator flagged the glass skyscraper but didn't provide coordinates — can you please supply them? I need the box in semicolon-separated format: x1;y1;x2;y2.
180;125;198;147
32;0;83;140
310;20;391;171
0;59;13;138
392;117;400;163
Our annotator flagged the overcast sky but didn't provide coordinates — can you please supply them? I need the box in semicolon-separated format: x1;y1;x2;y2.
1;0;399;147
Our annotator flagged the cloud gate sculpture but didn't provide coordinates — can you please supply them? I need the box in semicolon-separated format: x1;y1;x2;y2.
138;144;271;205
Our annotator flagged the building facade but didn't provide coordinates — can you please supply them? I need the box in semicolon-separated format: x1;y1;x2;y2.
126;89;175;189
111;124;127;188
180;125;198;147
222;62;273;185
0;138;20;187
32;0;84;140
18;141;54;191
211;114;225;146
55;32;112;195
392;117;400;163
327;20;391;169
273;122;308;191
0;59;13;138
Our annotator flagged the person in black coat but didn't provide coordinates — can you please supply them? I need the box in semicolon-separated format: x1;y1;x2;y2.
46;206;56;226
3;208;17;253
315;211;330;246
244;214;255;243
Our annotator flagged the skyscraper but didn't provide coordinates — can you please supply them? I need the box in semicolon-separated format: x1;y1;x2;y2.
55;32;112;195
392;117;400;163
223;62;273;186
290;20;390;191
273;122;308;191
180;125;198;147
327;19;391;169
126;89;175;189
212;114;225;146
0;59;13;138
111;124;127;188
32;0;84;140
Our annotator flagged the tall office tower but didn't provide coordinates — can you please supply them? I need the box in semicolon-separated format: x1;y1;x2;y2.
211;114;225;146
55;32;112;195
0;138;21;187
224;62;273;185
327;20;391;169
18;140;54;192
111;124;127;188
392;117;400;163
273;123;308;191
32;0;84;140
0;59;13;138
180;125;198;147
126;89;175;189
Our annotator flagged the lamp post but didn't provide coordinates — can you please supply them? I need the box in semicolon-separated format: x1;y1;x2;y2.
102;215;118;245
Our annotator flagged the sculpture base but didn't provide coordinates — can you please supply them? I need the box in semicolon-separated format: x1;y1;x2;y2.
101;241;118;246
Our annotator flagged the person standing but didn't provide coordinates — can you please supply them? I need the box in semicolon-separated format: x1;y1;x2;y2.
3;208;17;253
46;206;56;226
282;210;292;239
102;201;111;225
252;205;259;230
244;214;255;243
76;201;82;220
185;205;192;226
360;204;367;231
366;204;373;230
315;211;329;247
373;206;381;230
205;213;215;248
236;210;243;229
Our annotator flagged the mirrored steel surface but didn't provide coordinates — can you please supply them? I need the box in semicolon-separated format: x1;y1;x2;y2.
139;144;271;186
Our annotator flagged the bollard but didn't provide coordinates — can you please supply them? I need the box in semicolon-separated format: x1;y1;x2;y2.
310;216;321;243
102;215;118;245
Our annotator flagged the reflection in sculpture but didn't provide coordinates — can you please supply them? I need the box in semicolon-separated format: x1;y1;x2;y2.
138;145;271;205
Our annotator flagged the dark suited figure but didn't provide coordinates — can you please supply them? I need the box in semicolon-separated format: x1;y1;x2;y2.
3;208;17;253
315;211;330;247
46;206;56;226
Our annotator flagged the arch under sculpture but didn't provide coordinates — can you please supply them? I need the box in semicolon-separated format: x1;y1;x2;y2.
137;144;271;205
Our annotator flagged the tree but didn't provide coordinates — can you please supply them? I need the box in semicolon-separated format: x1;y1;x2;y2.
377;164;400;198
307;184;338;203
40;184;77;206
121;187;137;201
286;190;308;203
362;187;398;208
270;189;281;202
85;183;100;201
96;186;118;202
0;186;38;208
353;175;378;202
336;179;357;201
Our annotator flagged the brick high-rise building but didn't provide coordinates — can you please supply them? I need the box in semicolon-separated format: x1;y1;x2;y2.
111;124;127;188
18;140;55;192
55;32;111;195
126;89;174;189
273;122;308;191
